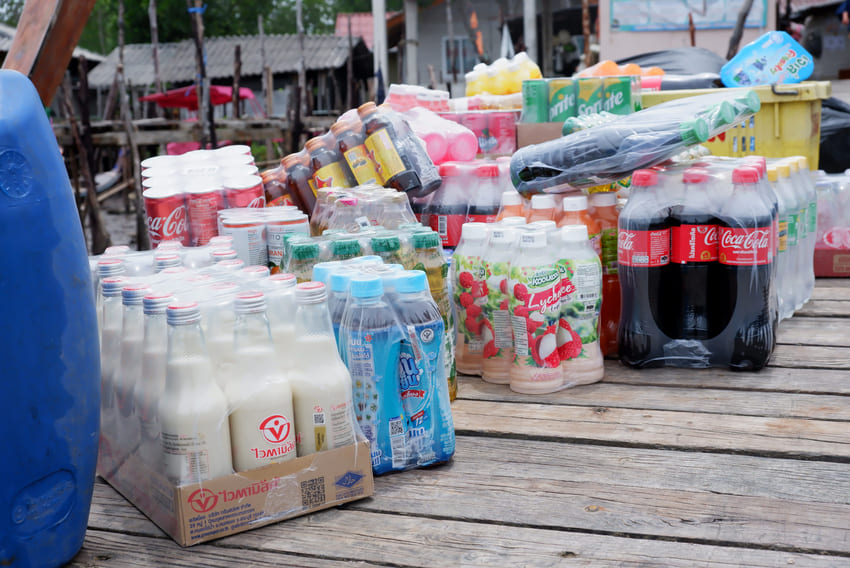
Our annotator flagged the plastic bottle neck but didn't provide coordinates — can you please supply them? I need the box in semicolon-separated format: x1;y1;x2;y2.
143;312;168;349
234;311;274;353
121;304;145;336
167;321;209;367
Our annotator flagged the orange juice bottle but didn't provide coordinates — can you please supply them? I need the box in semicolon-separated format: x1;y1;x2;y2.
589;192;620;357
527;194;557;222
496;191;524;221
557;194;601;253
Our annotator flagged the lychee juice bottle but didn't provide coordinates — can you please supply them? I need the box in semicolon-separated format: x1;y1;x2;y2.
557;225;604;387
508;230;563;393
451;223;489;376
481;226;519;384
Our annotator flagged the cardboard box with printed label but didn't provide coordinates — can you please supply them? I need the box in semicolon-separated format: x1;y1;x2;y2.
814;249;850;277
99;433;374;547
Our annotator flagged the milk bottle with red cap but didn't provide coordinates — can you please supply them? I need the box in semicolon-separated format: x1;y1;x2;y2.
159;303;233;485
134;292;172;466
289;282;357;456
227;292;297;470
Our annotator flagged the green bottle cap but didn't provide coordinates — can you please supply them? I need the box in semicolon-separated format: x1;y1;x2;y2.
291;242;320;260
332;239;361;257
370;235;401;253
710;101;738;128
322;229;347;236
736;89;761;114
679;117;710;146
412;231;440;249
398;222;425;231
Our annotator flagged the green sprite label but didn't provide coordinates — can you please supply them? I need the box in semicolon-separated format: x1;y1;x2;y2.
787;213;799;247
600;227;618;275
808;201;817;234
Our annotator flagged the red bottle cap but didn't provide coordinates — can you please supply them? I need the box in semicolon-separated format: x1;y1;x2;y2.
732;166;760;184
475;163;499;178
682;167;710;184
439;163;460;177
631;169;658;187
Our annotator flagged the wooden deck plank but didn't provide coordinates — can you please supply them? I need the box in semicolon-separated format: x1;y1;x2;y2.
770;345;850;369
794;299;850;317
600;363;850;394
811;286;850;300
459;377;850;420
777;317;850;347
82;487;848;567
451;399;850;459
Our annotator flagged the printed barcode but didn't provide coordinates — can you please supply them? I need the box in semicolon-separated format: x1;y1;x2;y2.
300;477;326;508
578;293;597;301
389;418;404;437
313;413;325;425
391;434;407;468
438;216;447;237
511;315;528;356
356;216;371;229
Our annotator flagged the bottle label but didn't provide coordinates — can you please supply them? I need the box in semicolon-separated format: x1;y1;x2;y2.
556;256;602;360
588;230;602;256
778;220;788;253
670;224;718;263
343;145;384;185
787;213;799;246
617;228;670;267
508;263;562;369
718;226;771;266
429;214;465;248
161;432;210;485
364;128;406;180
309;162;350;194
481;259;513;358
798;207;807;239
452;253;486;352
808;201;817;234
600;227;618;275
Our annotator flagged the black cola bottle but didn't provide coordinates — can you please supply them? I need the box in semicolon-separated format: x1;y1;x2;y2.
357;102;423;194
668;167;722;339
282;152;316;214
716;166;775;371
617;168;674;367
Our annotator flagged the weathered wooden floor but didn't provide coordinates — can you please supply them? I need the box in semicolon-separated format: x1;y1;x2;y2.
72;278;850;567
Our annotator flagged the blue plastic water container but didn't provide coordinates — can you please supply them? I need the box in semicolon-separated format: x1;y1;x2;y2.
0;70;100;567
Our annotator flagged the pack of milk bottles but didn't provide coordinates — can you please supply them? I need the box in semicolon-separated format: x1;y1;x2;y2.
616;155;816;370
450;217;605;394
95;260;360;488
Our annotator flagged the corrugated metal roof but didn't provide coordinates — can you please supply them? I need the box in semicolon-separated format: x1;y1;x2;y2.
87;34;364;88
334;12;402;50
0;21;106;63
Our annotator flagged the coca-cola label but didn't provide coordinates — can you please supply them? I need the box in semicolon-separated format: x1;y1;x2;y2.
147;204;189;245
618;228;670;267
718;226;771;266
671;224;718;263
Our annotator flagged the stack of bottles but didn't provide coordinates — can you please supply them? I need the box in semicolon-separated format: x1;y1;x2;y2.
814;170;850;251
511;89;762;195
439;108;518;157
261;102;441;216
464;52;542;96
521;75;642;124
141;145;265;247
450;217;605;394
308;183;420;236
309;258;456;474
402;107;479;164
95;262;363;491
616;155;817;371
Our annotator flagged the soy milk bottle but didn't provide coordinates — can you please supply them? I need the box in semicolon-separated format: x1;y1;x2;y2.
227;292;297;471
289;282;357;456
98;276;127;475
263;273;298;359
134;292;172;466
159;302;233;485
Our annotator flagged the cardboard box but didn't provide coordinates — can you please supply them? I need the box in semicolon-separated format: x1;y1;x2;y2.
100;435;374;546
515;122;564;149
814;248;850;277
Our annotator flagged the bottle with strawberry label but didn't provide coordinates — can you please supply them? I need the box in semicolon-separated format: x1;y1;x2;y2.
557;225;604;387
508;230;563;393
451;223;489;376
480;226;520;384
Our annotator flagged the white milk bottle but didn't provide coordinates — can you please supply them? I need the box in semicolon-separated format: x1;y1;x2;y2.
227;291;297;471
481;227;519;384
557;225;604;387
203;282;239;389
262;273;298;360
159;302;233;485
96;258;126;339
98;276;127;475
133;292;172;467
113;283;151;463
289;282;357;456
451;222;489;376
508;230;563;393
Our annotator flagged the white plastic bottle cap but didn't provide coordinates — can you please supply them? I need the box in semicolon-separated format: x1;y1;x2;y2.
562;195;589;211
295;281;327;304
97;258;125;277
501;191;522;206
143;293;173;315
239;266;271;280
519;230;546;248
265;273;297;288
528;220;557;232
121;284;151;306
166;302;201;325
461;222;489;240
561;225;589;243
500;216;527;226
235;291;266;314
101;277;127;297
589;192;617;207
489;228;516;243
530;194;556;209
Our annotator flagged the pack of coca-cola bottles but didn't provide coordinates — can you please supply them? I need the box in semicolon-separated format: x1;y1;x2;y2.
617;157;793;371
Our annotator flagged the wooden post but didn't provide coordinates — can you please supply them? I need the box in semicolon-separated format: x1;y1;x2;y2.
727;0;755;60
582;0;591;67
293;0;306;154
62;72;111;253
265;65;274;160
347;14;354;109
404;0;419;85
259;16;273;159
2;0;97;106
523;0;536;67
446;0;456;84
118;63;149;250
689;12;696;47
541;0;553;77
232;44;241;118
148;0;164;118
188;0;216;148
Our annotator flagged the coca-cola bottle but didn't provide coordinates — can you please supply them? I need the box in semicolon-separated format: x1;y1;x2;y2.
715;166;774;371
668;167;721;339
617;169;673;367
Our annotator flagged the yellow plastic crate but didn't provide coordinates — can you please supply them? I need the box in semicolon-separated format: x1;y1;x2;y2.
641;81;832;169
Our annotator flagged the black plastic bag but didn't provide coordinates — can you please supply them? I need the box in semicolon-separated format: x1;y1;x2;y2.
819;97;850;173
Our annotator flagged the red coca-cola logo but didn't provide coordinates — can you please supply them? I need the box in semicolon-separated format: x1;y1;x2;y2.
720;229;769;250
147;205;188;239
187;488;218;513
718;227;771;266
247;195;266;208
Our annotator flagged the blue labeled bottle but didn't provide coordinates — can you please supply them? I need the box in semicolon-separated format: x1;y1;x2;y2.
0;71;100;567
394;271;455;466
340;275;407;474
